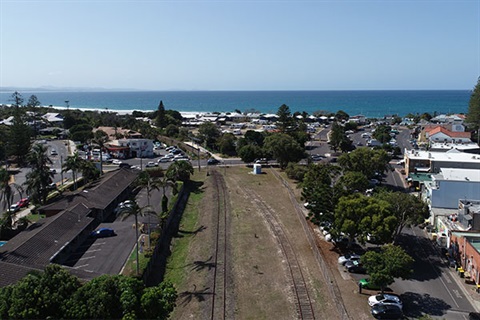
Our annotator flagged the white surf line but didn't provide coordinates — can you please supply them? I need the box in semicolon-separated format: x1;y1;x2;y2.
411;228;460;308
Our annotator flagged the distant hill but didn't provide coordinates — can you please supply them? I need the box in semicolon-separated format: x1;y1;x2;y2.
0;86;140;92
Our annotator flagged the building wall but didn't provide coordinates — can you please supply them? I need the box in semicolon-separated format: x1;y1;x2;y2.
119;139;154;158
430;181;480;209
451;234;480;284
431;161;480;173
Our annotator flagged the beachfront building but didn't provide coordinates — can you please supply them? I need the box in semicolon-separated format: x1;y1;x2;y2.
349;114;367;124
404;149;480;174
42;112;64;125
431;114;466;125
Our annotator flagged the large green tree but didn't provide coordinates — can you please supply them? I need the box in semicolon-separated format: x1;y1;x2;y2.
237;144;263;163
3;264;81;319
466;77;480;140
263;133;305;169
338;147;391;179
217;133;236;156
198;122;221;150
27;95;41;139
375;191;429;242
8;112;32;164
276;104;294;133
156;100;167;129
334;194;393;244
301;163;341;224
362;244;414;293
329;121;349;153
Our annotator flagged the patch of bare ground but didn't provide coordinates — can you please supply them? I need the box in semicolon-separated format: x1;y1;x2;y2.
170;166;372;320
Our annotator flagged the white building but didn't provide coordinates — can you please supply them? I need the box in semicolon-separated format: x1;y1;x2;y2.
117;138;154;158
405;149;480;174
424;168;480;210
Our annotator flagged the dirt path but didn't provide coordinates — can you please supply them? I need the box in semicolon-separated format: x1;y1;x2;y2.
169;166;368;319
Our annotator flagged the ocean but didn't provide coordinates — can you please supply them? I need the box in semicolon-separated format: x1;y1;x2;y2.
0;90;471;118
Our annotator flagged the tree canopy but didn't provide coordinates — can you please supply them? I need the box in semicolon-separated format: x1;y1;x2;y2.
0;264;177;319
263;133;305;169
466;77;480;136
362;244;414;293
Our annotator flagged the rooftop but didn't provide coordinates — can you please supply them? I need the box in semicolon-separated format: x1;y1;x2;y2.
405;149;480;163
435;168;480;182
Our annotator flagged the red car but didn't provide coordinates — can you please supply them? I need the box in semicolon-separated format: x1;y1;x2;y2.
17;198;29;208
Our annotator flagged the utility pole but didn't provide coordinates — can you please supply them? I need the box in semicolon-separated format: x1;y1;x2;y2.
60;155;64;186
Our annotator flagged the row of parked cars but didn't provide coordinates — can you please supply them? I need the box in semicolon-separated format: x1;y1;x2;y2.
338;253;403;319
157;146;190;163
8;197;30;213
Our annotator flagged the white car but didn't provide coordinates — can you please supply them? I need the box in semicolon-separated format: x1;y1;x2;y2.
112;159;123;165
9;203;20;213
145;161;158;167
338;253;361;265
368;294;403;309
158;157;172;163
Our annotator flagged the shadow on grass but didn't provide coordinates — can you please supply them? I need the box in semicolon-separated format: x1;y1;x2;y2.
177;225;207;237
179;285;213;306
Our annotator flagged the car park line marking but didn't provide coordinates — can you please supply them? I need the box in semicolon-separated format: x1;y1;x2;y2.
79;256;95;261
86;249;102;253
411;228;460;308
452;289;463;299
74;264;89;269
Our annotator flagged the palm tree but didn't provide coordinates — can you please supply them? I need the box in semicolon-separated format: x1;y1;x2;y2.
158;175;177;214
63;152;83;190
79;160;100;184
0;168;23;211
92;130;109;174
166;160;194;182
117;201;155;276
25;144;54;204
135;171;162;240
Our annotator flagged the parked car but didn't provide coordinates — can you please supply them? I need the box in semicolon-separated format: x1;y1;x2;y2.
368;294;403;309
50;149;58;156
345;260;367;274
8;203;20;213
358;278;381;290
207;158;220;165
48;168;57;174
371;304;403;319
338;253;361;265
17;198;30;208
119;163;131;169
112;159;123;165
469;312;480;320
158;157;172;163
90;228;116;238
146;161;158;167
255;158;268;164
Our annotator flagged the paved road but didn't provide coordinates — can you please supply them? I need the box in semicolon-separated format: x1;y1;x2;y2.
391;227;476;319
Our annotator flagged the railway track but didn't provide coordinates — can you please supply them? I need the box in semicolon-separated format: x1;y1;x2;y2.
245;187;316;320
209;169;229;319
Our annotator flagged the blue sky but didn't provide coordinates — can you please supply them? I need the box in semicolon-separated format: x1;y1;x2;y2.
1;0;479;90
